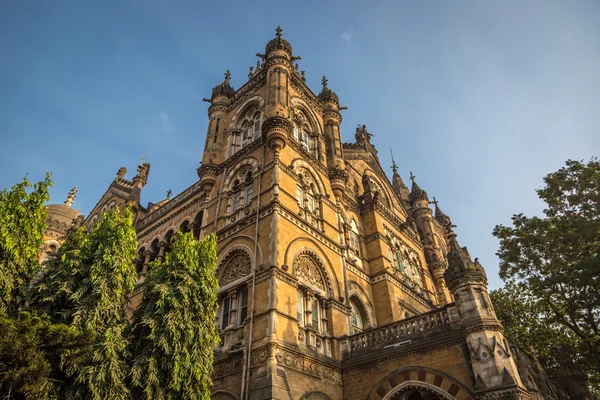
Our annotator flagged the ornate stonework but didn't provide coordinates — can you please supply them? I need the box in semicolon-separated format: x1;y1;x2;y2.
218;249;252;287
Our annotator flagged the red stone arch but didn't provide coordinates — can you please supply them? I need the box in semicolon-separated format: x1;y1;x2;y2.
367;366;474;400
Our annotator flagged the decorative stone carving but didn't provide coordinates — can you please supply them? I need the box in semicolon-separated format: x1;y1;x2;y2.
294;254;325;291
219;249;252;287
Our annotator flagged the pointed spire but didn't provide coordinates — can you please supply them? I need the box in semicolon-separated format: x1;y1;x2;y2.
390;148;398;174
432;196;445;218
390;149;409;201
318;75;339;104
64;187;78;207
409;171;421;192
445;233;487;289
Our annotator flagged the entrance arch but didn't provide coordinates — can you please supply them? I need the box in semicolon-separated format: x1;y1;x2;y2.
367;366;474;400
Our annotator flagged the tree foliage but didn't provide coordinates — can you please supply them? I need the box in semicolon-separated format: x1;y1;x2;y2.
493;158;600;372
60;208;139;400
129;232;219;400
0;174;52;314
0;311;94;399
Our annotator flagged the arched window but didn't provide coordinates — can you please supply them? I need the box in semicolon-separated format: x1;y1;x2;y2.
403;259;412;279
240;111;261;151
350;298;365;334
294;252;329;335
349;220;360;257
230;169;255;213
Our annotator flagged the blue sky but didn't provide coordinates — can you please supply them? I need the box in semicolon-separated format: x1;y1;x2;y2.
1;1;599;289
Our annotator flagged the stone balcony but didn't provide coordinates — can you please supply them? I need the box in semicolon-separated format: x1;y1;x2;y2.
340;306;461;365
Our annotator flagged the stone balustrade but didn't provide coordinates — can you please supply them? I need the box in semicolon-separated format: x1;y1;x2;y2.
341;307;453;359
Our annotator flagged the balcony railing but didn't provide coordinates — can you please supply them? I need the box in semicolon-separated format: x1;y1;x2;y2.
342;308;452;358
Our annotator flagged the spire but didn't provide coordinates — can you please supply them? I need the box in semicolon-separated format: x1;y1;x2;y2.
210;69;235;100
444;234;487;290
318;75;339;104
390;149;409;201
64;187;78;207
409;171;429;203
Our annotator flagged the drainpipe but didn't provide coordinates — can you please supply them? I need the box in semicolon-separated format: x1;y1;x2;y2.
241;142;264;400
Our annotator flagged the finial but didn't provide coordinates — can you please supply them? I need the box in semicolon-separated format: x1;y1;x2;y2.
431;196;439;207
301;71;306;80
166;189;172;200
275;26;283;39
321;75;328;88
141;154;146;165
64;186;78;207
295;63;299;71
249;66;254;74
224;69;231;83
409;171;416;183
390;148;398;173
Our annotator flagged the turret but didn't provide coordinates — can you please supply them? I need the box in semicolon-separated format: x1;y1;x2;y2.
260;26;294;154
409;173;450;305
445;233;529;399
319;75;347;199
198;70;234;193
390;150;409;202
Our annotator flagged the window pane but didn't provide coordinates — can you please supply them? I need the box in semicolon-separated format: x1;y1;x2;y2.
254;118;260;137
233;192;241;211
243;126;249;141
246;186;253;205
221;297;230;330
311;299;319;331
404;260;412;278
296;291;304;324
296;186;303;206
240;289;248;323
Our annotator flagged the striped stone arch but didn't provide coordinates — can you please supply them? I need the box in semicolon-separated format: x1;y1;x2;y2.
367;366;475;400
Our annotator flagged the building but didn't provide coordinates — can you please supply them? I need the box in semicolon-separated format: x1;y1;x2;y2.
75;28;591;400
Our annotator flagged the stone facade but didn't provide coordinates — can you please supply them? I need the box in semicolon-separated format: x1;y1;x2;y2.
78;28;591;400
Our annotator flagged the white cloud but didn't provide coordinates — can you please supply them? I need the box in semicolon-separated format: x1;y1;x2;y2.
340;28;354;43
158;110;174;135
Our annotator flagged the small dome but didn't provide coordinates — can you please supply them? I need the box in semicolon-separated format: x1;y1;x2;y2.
211;70;235;100
265;26;292;56
318;76;339;104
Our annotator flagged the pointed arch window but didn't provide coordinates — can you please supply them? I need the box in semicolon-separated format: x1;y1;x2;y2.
350;298;365;334
230;171;254;213
349;220;360;257
403;259;412;279
253;113;260;139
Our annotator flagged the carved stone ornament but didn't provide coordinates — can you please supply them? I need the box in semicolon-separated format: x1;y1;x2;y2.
219;249;252;287
294;254;325;291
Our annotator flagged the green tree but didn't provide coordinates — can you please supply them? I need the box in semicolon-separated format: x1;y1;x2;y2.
51;208;139;400
0;174;52;314
129;232;219;400
490;284;576;368
30;228;88;324
493;158;600;371
0;311;94;400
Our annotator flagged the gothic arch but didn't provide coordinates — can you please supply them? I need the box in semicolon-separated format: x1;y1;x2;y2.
216;247;253;289
367;366;475;400
291;97;323;136
290;248;337;299
290;158;327;196
223;156;260;189
283;238;341;300
299;390;333;400
228;95;265;129
211;390;238;400
347;280;376;328
218;235;264;266
362;171;393;208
